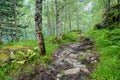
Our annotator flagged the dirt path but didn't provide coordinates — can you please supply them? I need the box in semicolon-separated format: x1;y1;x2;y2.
19;38;99;80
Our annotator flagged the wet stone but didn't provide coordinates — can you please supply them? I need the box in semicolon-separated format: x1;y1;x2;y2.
64;68;80;75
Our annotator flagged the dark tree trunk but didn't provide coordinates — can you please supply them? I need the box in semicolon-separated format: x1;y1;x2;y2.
11;29;14;42
0;22;2;44
107;0;110;13
14;4;19;41
35;0;46;55
118;0;120;22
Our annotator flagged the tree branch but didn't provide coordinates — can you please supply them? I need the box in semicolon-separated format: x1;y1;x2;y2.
57;0;77;12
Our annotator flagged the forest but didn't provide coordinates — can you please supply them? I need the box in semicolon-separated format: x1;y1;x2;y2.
0;0;120;80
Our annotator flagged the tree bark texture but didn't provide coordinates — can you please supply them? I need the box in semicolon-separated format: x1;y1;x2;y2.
35;0;46;55
0;22;2;44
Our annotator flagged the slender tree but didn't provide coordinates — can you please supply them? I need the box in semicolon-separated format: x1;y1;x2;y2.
35;0;46;55
107;0;111;13
68;6;72;31
118;0;120;22
0;22;2;44
46;0;52;37
55;0;62;41
14;3;19;41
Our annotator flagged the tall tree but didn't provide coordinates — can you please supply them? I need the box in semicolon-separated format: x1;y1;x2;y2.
55;0;62;41
107;0;111;13
35;0;46;55
0;22;2;44
118;0;120;22
68;6;72;31
13;3;19;41
46;0;52;37
0;0;24;43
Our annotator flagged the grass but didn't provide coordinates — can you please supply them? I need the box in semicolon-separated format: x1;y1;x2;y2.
0;39;38;48
86;29;120;80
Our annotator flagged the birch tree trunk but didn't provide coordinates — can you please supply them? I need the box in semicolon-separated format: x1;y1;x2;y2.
76;10;79;30
35;0;46;55
68;7;72;31
46;0;52;37
55;0;62;41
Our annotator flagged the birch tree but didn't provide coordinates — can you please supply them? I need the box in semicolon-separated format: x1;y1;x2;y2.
35;0;46;55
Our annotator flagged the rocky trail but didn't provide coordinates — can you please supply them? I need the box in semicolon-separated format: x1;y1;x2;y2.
19;38;99;80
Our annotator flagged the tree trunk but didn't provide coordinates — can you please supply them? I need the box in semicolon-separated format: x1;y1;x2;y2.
6;30;9;42
55;0;62;41
35;0;46;55
63;0;67;33
14;4;19;41
107;0;110;13
46;0;52;37
68;7;72;31
118;0;120;22
11;29;14;42
76;10;79;30
0;22;2;44
59;0;64;35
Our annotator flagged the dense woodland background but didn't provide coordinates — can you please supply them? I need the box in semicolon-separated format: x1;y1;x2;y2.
0;0;120;80
0;0;108;43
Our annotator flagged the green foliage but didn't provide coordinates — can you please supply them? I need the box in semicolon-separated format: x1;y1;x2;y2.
86;29;120;80
0;30;81;78
62;31;81;42
48;31;81;44
0;39;58;79
0;39;37;49
10;49;38;64
79;55;85;61
49;36;58;43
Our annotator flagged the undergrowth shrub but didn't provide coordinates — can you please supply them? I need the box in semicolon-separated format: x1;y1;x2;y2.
49;30;81;44
62;31;81;42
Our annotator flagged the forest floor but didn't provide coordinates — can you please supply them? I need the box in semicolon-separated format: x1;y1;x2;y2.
18;38;99;80
0;29;120;80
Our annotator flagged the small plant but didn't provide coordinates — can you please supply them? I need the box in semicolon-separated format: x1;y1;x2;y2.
10;49;38;64
59;70;65;75
79;55;86;61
